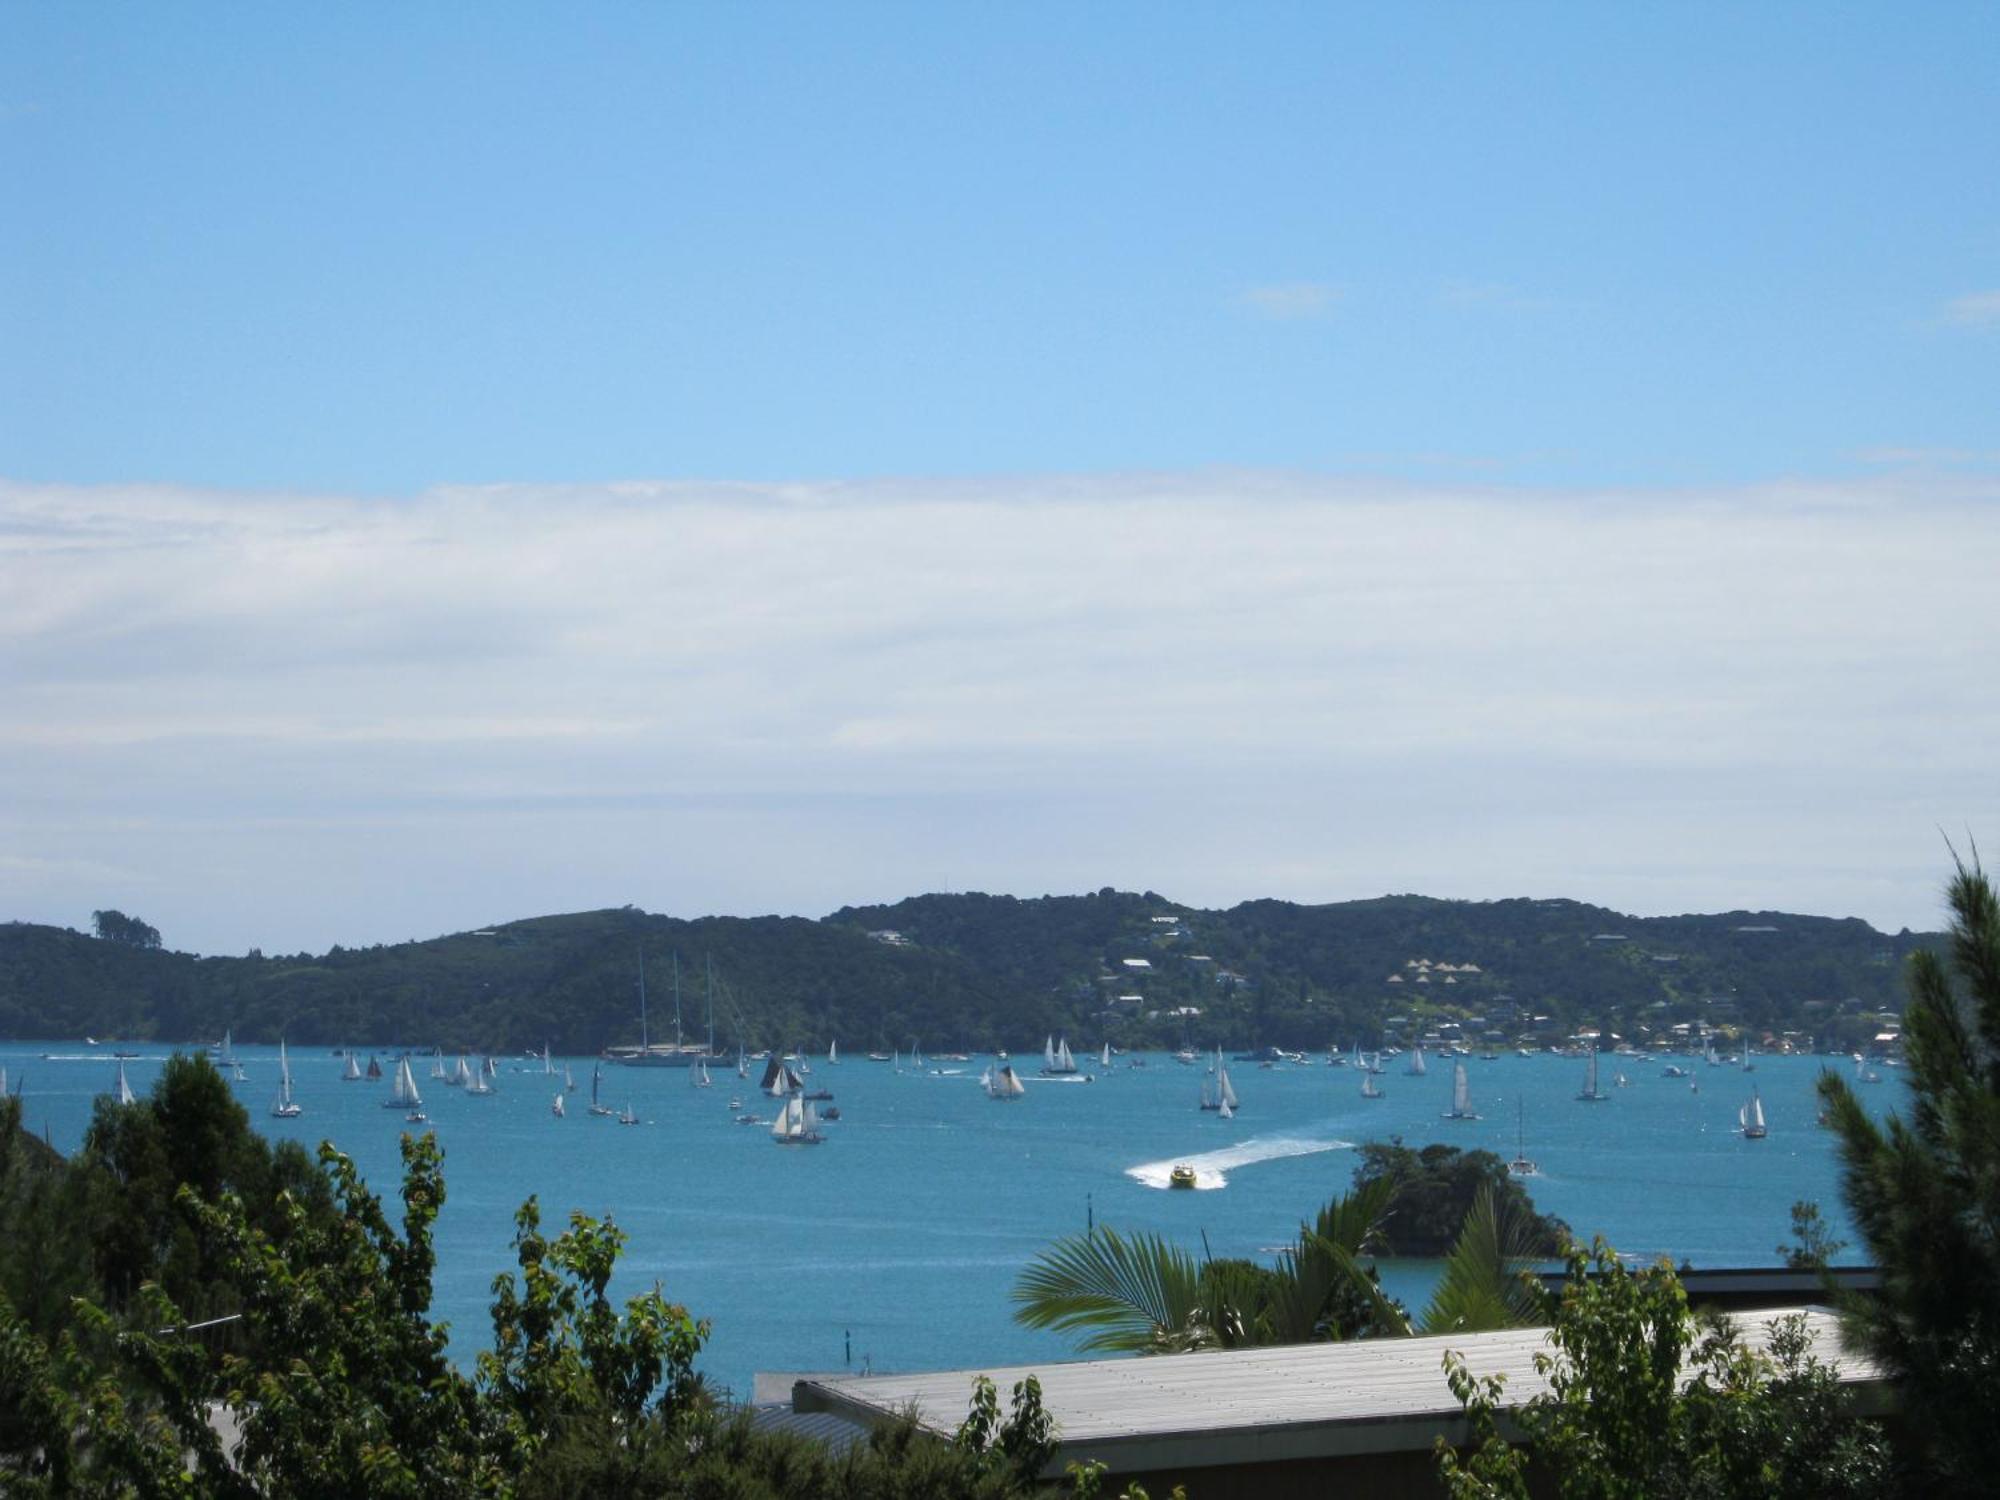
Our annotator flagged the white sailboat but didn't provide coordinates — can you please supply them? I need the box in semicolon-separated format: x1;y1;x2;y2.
386;1055;422;1111
987;1063;1027;1100
115;1059;137;1107
1406;1044;1428;1077
1042;1036;1078;1076
270;1040;302;1118
828;1040;839;1067
563;1062;576;1091
1576;1046;1609;1102
466;1059;493;1096
1442;1060;1480;1120
1360;1069;1382;1100
618;1100;639;1125
1199;1050;1240;1112
447;1055;471;1087
771;1089;825;1144
1739;1089;1768;1139
341;1050;363;1081
1507;1099;1539;1176
691;1058;712;1088
541;1043;555;1076
1740;1038;1755;1072
1100;1042;1113;1070
588;1062;614;1117
551;1092;565;1118
430;1048;448;1080
760;1055;803;1098
1218;1096;1234;1119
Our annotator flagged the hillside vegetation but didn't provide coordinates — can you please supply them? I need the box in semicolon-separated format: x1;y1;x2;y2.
0;889;1931;1056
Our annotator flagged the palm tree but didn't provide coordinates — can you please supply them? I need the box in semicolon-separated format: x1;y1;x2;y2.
1012;1177;1536;1354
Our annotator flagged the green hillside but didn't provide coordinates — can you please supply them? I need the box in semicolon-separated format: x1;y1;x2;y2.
0;890;1933;1056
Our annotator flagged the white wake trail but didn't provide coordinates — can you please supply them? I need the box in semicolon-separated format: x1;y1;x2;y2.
1128;1134;1355;1190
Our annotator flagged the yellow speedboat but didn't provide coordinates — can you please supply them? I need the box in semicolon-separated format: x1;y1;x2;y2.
1168;1164;1197;1189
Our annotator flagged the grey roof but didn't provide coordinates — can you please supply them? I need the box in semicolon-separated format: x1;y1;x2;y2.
791;1308;1883;1477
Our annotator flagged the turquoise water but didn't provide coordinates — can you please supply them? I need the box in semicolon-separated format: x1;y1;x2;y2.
4;1043;1901;1397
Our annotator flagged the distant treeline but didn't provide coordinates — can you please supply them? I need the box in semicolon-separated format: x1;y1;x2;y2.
0;888;1933;1056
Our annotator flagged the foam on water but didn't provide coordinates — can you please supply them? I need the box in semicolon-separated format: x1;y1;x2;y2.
1128;1133;1355;1190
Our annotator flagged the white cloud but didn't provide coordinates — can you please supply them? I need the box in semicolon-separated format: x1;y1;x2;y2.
3;471;1996;949
1942;289;2000;327
1240;282;1340;320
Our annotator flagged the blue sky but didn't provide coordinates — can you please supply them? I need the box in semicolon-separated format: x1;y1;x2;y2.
3;7;1998;952
6;4;1997;491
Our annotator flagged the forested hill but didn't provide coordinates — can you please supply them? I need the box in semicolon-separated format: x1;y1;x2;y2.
1;890;1934;1056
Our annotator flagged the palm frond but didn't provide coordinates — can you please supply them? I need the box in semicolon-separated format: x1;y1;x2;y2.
1010;1227;1210;1353
1419;1184;1540;1335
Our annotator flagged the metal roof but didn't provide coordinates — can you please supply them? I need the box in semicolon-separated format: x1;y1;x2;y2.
791;1308;1883;1477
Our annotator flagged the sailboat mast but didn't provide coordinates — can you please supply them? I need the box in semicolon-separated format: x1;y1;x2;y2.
638;948;649;1057
706;953;716;1056
672;951;684;1052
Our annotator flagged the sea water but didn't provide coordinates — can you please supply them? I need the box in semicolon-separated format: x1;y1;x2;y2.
3;1043;1901;1398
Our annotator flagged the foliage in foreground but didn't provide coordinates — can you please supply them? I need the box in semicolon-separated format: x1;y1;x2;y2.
1815;848;2000;1500
1013;1159;1547;1354
1435;1239;1891;1500
0;1116;1139;1499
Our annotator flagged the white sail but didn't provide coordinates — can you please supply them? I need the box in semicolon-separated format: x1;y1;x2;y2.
342;1050;362;1081
1407;1045;1427;1077
116;1060;136;1106
271;1041;301;1117
1057;1038;1075;1072
1741;1090;1767;1137
1101;1042;1112;1069
1444;1061;1477;1119
1218;1097;1234;1119
1577;1046;1606;1101
988;1064;1025;1099
466;1060;492;1096
1361;1070;1380;1099
1044;1035;1057;1070
1217;1063;1238;1110
552;1092;565;1118
828;1040;839;1066
430;1048;447;1079
387;1056;421;1109
564;1062;575;1090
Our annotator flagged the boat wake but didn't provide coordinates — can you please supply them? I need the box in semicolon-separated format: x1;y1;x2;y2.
1128;1134;1355;1191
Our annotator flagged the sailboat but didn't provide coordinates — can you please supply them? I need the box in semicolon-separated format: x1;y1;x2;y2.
618;1100;639;1125
1442;1060;1480;1120
771;1087;825;1145
1199;1050;1240;1112
115;1059;138;1107
736;1043;748;1079
1360;1069;1382;1100
270;1040;302;1118
1218;1096;1234;1119
466;1059;494;1096
759;1054;804;1098
449;1055;472;1087
563;1062;575;1092
828;1040;839;1067
1739;1088;1768;1139
1041;1036;1078;1076
386;1055;421;1110
1507;1099;1539;1176
1100;1042;1113;1070
430;1048;448;1080
1405;1044;1428;1077
366;1054;383;1080
552;1092;565;1119
987;1063;1027;1100
1740;1039;1755;1072
342;1050;363;1081
692;1059;712;1089
1576;1046;1610;1102
542;1043;555;1076
588;1062;614;1117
